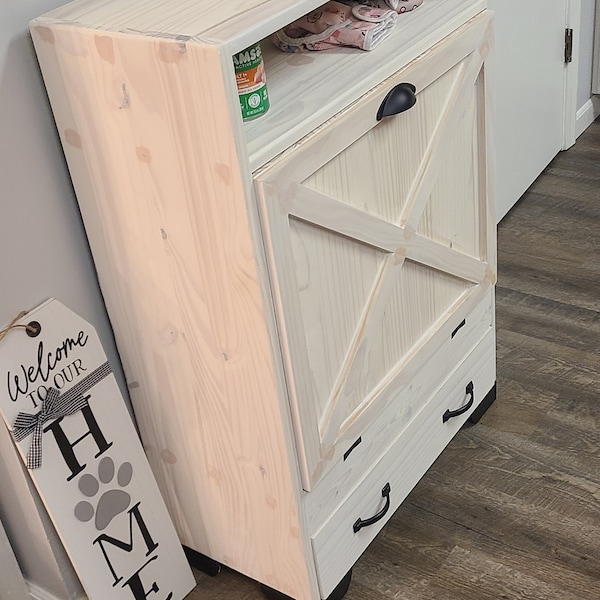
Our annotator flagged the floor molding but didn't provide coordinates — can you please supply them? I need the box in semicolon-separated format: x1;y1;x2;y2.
575;96;600;139
27;581;63;600
27;580;85;600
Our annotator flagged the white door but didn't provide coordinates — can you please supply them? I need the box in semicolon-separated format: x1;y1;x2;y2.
490;0;568;221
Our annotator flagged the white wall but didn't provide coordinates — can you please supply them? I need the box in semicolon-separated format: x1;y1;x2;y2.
0;0;128;597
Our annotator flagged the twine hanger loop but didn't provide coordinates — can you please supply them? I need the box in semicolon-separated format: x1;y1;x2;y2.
0;311;40;342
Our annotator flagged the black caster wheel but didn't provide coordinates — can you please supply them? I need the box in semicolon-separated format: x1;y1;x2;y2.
260;568;352;600
182;546;222;577
467;382;497;424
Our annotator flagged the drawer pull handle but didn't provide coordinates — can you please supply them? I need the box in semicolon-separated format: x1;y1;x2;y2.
376;83;417;121
442;381;474;423
343;436;362;461
451;318;466;338
353;482;391;533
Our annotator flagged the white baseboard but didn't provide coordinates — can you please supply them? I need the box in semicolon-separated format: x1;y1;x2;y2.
27;581;64;600
27;580;86;600
575;97;600;139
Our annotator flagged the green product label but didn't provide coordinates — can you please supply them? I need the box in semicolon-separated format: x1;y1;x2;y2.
238;85;270;120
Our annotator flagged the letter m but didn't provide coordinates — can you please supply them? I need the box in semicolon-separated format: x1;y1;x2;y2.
93;502;159;586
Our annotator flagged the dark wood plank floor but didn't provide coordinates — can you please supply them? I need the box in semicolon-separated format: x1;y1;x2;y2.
189;118;600;600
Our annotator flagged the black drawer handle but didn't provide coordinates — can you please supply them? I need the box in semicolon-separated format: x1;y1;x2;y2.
442;381;474;423
451;318;466;339
376;83;417;121
353;483;391;533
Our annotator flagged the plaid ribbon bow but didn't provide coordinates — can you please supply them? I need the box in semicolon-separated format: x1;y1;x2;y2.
12;388;89;469
11;361;112;469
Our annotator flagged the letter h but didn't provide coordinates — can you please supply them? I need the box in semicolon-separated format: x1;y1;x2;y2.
43;403;112;481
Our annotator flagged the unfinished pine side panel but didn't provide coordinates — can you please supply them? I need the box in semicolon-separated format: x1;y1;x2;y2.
29;25;316;600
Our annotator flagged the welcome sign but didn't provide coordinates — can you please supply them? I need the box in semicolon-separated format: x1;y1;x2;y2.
0;299;196;600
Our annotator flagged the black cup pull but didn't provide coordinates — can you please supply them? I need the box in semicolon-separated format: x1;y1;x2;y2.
353;482;391;533
442;381;474;423
376;83;417;121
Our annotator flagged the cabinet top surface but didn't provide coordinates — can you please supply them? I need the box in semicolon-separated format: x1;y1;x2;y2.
34;0;486;53
33;0;489;170
33;0;352;46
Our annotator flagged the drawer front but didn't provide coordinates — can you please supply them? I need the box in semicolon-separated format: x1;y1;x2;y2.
304;287;494;531
311;329;496;598
254;13;494;491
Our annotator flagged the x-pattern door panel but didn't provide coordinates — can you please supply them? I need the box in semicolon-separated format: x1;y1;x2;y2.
255;14;494;490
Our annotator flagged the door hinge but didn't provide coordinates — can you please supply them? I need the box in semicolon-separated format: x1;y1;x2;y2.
565;28;573;63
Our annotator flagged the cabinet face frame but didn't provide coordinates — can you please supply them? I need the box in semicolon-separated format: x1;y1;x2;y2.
255;13;494;491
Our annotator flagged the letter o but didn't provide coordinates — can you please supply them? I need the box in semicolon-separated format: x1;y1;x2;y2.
53;372;66;390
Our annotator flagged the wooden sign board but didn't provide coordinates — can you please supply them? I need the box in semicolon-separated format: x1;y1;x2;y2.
0;299;196;600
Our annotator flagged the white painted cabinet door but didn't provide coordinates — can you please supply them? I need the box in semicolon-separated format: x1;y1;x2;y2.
490;0;568;221
255;15;495;491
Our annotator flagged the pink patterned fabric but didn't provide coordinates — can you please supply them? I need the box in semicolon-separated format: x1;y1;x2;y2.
272;1;398;52
272;0;424;52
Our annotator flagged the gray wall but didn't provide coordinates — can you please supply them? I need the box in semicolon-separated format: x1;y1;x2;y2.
1;0;127;597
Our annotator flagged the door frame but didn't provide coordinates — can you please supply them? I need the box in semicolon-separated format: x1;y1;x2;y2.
593;0;600;93
563;0;581;148
566;0;600;141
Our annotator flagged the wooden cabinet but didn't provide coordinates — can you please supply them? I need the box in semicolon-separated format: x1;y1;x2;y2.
30;1;495;598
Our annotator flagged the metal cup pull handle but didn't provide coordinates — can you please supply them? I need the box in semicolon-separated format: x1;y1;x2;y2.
353;483;391;533
442;381;474;423
376;83;417;121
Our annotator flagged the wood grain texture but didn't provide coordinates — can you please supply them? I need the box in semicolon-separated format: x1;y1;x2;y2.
29;23;316;600
246;2;489;169
303;289;493;532
33;0;488;171
31;2;495;598
255;16;493;489
189;118;600;599
312;331;496;597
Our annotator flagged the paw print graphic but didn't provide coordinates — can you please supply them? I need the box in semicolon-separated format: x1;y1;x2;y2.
74;456;133;530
